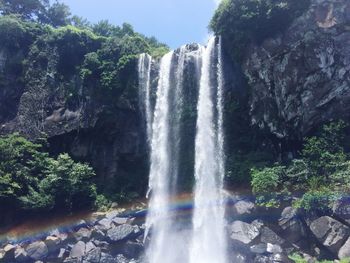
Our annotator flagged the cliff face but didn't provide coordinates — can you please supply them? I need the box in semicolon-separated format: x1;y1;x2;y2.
0;45;148;194
243;0;350;139
0;0;349;190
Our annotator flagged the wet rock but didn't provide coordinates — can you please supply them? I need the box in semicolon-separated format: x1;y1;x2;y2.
26;241;48;260
310;216;349;254
107;224;135;242
70;241;86;259
250;243;267;254
230;221;261;244
123;241;143;259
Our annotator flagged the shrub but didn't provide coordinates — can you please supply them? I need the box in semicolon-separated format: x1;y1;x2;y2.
0;134;97;215
251;121;350;211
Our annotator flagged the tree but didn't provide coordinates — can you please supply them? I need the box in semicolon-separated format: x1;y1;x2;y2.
0;0;48;20
71;15;90;29
43;1;71;27
92;20;117;37
0;134;97;215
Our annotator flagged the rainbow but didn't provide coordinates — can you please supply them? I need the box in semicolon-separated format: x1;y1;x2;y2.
0;192;261;246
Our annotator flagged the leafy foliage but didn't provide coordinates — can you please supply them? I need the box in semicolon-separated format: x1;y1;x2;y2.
251;121;350;212
0;0;48;20
210;0;310;61
0;134;97;216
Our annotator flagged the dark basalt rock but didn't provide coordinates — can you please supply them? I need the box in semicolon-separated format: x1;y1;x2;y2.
25;241;49;260
107;224;136;243
310;216;349;254
243;0;350;139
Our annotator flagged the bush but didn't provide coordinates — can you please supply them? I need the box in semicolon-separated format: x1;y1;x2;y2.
0;134;97;215
251;166;284;194
251;121;350;211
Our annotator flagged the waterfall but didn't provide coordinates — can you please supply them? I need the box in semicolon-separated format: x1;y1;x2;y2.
140;37;227;263
189;37;227;263
144;51;174;263
138;53;153;146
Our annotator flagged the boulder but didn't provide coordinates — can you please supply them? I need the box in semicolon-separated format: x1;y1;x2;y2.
83;247;101;263
75;227;92;242
270;253;293;263
91;228;106;241
250;243;268;254
14;246;29;262
85;241;96;254
229;252;253;263
123;241;143;259
333;199;350;224
97;218;113;230
92;240;110;250
112;217;129;225
26;241;48;260
232;200;255;217
338;237;350;259
260;227;285;246
278;207;306;244
266;243;282;254
70;241;86;258
100;252;117;263
63;257;81;263
107;224;135;242
230;221;261;244
106;211;120;220
45;235;61;253
75;220;88;228
58;248;68;259
310;216;349;254
2;244;16;261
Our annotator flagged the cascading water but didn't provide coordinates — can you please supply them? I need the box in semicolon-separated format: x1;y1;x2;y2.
139;37;227;263
144;51;174;263
138;53;153;146
189;37;227;263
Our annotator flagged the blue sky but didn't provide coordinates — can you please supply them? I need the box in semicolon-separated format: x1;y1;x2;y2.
61;0;221;49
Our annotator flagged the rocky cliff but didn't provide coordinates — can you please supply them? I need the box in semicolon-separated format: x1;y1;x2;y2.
243;0;350;139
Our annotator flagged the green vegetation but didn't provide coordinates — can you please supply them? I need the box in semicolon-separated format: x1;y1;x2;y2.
210;0;310;61
289;253;350;263
251;121;350;212
0;134;96;217
0;0;168;221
